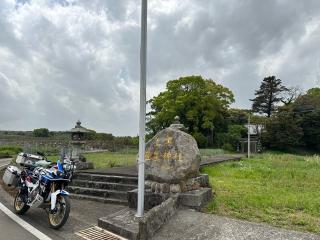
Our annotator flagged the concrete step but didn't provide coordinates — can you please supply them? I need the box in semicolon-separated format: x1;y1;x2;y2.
98;209;139;240
70;179;137;191
74;173;138;185
69;194;128;205
68;186;128;200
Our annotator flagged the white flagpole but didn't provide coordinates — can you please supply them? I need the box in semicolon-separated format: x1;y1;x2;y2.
136;0;147;218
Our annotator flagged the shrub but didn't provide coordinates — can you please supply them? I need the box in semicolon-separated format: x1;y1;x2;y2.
0;145;23;156
222;143;234;151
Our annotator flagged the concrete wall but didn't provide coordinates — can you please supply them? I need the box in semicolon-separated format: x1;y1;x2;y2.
139;197;178;240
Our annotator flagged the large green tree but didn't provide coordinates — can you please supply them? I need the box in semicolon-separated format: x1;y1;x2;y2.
251;76;287;117
147;76;234;147
293;87;320;151
262;87;320;151
262;106;304;150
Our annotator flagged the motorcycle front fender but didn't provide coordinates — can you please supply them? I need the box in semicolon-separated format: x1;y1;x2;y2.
60;190;69;196
50;190;70;210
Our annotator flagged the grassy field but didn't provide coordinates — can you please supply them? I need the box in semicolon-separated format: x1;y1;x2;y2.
47;148;225;169
47;148;138;169
83;150;137;169
201;153;320;233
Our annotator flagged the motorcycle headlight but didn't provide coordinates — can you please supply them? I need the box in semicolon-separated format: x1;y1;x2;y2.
63;164;71;171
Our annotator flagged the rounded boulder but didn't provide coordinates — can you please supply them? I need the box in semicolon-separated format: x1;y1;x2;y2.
144;127;201;183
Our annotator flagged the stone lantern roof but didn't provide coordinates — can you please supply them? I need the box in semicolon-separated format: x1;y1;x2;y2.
69;120;90;133
169;116;187;131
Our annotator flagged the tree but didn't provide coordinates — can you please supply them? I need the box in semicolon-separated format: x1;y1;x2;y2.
292;87;320;151
262;106;304;150
216;124;247;151
281;86;302;106
227;108;250;125
33;128;50;137
251;76;287;117
147;76;234;147
261;87;320;151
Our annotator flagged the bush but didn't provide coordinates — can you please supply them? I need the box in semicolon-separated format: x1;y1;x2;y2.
222;143;234;151
0;145;22;158
0;145;23;154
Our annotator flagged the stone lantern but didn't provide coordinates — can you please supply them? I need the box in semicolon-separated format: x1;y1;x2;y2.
69;120;90;162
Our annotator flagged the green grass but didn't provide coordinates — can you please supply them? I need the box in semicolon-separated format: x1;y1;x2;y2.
201;153;320;233
83;151;137;169
47;150;138;169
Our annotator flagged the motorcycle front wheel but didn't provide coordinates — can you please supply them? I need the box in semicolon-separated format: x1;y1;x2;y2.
14;192;30;215
48;195;70;229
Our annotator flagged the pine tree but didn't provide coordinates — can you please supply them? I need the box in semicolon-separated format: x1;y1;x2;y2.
250;76;287;117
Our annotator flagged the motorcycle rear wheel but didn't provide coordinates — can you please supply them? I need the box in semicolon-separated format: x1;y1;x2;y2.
14;192;30;215
48;195;70;229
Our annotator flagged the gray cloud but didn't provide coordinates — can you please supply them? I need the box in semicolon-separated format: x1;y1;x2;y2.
0;0;320;135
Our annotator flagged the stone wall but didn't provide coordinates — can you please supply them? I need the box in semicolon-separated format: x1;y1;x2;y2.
0;138;135;153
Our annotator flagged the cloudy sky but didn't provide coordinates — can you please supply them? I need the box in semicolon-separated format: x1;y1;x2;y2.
0;0;320;135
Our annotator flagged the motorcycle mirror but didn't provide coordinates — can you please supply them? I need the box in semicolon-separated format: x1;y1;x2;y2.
37;151;45;156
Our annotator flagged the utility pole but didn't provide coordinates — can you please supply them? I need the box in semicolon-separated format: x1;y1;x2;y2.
248;114;251;158
136;0;147;218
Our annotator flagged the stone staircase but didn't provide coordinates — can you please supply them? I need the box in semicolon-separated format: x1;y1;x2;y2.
68;172;138;205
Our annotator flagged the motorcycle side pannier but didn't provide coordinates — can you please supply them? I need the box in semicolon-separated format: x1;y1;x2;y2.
2;165;20;187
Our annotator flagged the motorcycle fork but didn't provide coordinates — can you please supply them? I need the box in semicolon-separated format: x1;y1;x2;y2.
50;183;57;211
51;182;55;193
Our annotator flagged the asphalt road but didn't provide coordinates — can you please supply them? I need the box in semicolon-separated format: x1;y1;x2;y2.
0;209;37;240
0;184;125;240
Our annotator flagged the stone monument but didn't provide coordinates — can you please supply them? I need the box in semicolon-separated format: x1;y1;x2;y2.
129;116;212;210
144;116;209;194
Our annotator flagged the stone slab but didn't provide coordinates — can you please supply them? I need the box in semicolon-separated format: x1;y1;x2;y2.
178;188;212;211
80;166;138;177
98;198;178;240
75;161;94;170
98;208;139;240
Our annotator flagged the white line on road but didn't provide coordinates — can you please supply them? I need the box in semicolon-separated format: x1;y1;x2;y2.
0;202;52;240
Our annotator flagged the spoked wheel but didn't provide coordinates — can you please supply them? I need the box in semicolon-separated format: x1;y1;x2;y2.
48;195;70;229
14;192;30;215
